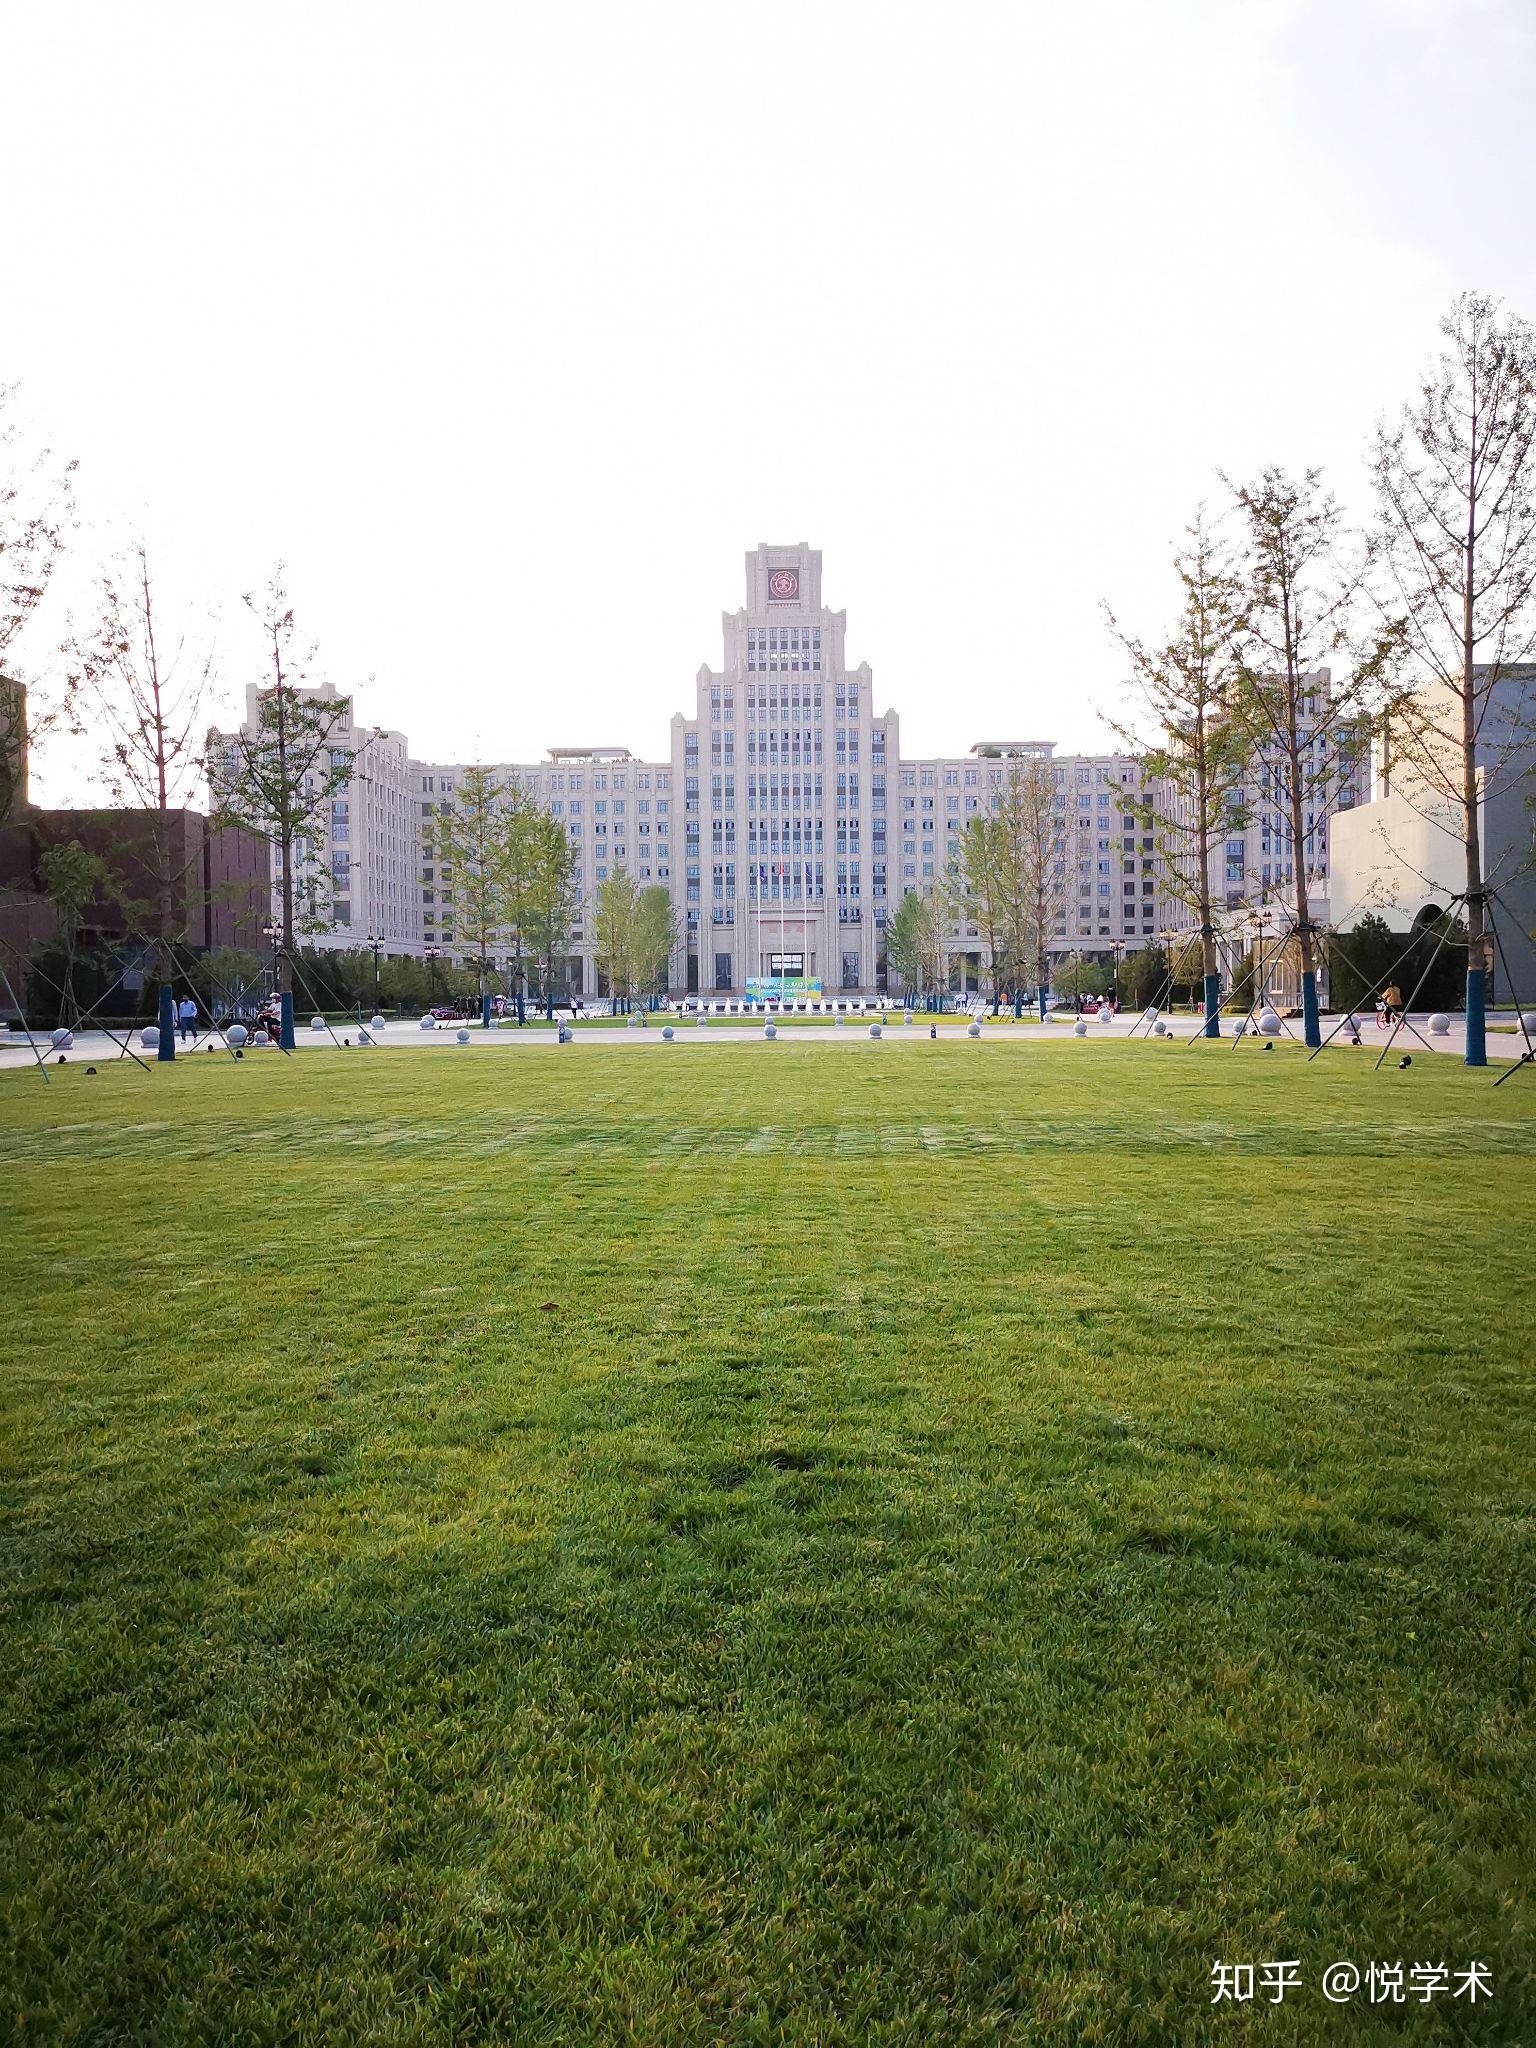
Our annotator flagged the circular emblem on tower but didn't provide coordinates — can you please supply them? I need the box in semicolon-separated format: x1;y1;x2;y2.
768;568;799;601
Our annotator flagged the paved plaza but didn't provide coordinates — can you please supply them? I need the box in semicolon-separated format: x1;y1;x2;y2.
5;1009;1531;1070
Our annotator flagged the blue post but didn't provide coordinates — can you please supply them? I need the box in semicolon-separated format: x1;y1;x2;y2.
157;982;176;1061
1301;969;1321;1049
481;988;492;1029
516;984;526;1025
279;989;296;1051
1038;985;1047;1022
1465;963;1487;1067
1202;971;1221;1039
1014;990;1023;1020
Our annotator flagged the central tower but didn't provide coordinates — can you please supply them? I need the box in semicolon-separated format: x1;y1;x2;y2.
670;544;884;997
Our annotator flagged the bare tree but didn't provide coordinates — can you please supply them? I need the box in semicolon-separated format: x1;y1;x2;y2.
1227;467;1394;1047
65;544;218;1058
208;570;371;1046
999;755;1068;1019
1;385;76;829
1106;510;1252;1036
957;815;1009;1010
1371;291;1536;1066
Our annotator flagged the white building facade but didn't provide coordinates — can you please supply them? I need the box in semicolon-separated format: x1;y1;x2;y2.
220;545;1370;997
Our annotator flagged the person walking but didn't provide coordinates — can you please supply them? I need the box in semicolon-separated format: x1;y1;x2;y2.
177;995;198;1043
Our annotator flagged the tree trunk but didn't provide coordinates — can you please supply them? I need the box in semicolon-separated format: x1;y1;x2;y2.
1286;731;1321;1048
1462;457;1487;1067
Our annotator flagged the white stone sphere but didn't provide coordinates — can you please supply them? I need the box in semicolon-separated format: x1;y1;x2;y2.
967;1020;981;1038
662;1024;674;1041
50;1028;73;1049
1520;1011;1536;1037
370;1013;386;1031
1073;1019;1088;1038
1427;1012;1451;1036
456;1026;470;1043
903;1010;914;1026
763;1022;777;1040
1098;1004;1115;1021
628;1013;641;1027
141;1025;160;1049
833;1015;843;1027
869;1022;882;1039
419;1014;437;1030
1144;1006;1160;1022
225;1023;248;1049
697;1013;708;1026
310;1014;326;1032
1258;1010;1283;1036
1153;1020;1167;1037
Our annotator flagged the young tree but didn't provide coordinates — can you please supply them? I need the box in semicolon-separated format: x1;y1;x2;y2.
957;816;1009;1011
592;865;641;1011
37;839;106;1026
1106;510;1252;1037
65;545;218;1060
432;764;513;1028
999;756;1069;1019
1371;291;1536;1066
1227;467;1393;1047
208;571;370;1048
884;888;923;1001
633;884;677;1008
519;811;578;1018
1;386;76;831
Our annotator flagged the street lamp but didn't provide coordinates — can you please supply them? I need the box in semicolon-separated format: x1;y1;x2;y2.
261;920;280;994
424;943;442;999
365;930;385;1011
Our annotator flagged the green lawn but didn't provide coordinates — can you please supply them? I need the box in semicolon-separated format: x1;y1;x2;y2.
2;1043;1533;2044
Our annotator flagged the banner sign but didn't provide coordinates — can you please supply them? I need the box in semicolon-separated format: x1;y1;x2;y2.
746;975;822;1002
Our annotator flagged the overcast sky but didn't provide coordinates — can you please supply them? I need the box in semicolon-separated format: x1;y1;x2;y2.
6;0;1535;796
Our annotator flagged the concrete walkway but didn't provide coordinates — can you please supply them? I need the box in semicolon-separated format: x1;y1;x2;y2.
5;1011;1532;1071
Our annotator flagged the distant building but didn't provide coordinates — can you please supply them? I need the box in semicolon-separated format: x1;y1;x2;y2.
0;807;269;970
1328;664;1536;1002
211;546;1182;996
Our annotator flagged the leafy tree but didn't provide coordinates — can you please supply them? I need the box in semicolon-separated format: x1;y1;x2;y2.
1119;941;1169;1010
1054;955;1112;1002
592;865;641;1011
1;385;76;832
633;884;676;1007
432;764;515;1026
64;543;218;1059
208;570;372;1047
37;839;106;1026
1106;509;1252;1037
1228;466;1394;1047
1371;291;1536;1066
884;888;923;1000
378;952;432;1014
1327;911;1400;1016
519;811;578;1017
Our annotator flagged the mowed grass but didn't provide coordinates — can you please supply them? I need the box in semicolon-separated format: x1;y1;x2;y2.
1;1041;1533;2046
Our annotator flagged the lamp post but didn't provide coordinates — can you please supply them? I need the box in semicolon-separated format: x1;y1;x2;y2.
424;943;442;1001
366;930;385;1013
1252;907;1272;1016
1111;935;1124;1010
262;920;280;998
